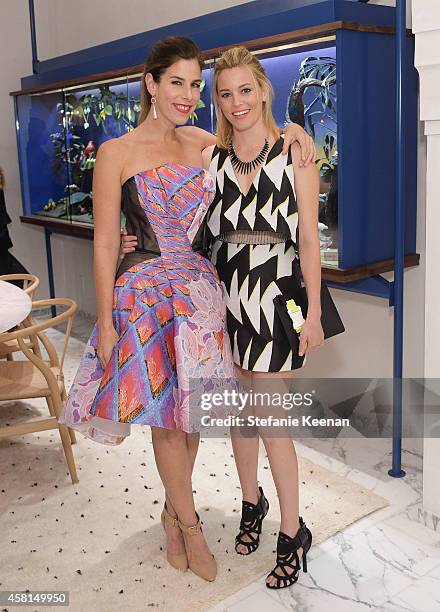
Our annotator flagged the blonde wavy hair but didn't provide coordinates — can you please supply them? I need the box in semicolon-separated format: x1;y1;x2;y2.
213;46;279;149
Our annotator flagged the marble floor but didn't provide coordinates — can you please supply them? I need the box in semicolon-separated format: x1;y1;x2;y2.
209;436;440;612
33;312;440;611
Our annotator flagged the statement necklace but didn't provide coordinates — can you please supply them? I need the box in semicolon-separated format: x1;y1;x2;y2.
228;138;269;174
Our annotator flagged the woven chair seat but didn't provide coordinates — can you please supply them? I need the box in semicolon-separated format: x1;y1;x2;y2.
0;296;78;484
0;361;63;400
0;338;34;357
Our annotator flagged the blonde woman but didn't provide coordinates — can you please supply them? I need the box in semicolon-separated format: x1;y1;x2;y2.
122;46;322;589
202;46;323;589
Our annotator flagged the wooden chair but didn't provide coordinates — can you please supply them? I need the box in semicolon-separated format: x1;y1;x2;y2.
0;298;79;484
0;273;40;295
0;274;40;361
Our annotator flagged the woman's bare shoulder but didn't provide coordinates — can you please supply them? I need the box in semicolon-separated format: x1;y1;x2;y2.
97;135;129;159
179;126;216;149
96;135;132;175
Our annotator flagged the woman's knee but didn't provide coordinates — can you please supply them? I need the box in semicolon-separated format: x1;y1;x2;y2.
260;429;293;450
151;426;187;447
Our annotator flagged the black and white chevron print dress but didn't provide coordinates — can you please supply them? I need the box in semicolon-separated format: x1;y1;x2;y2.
205;137;305;372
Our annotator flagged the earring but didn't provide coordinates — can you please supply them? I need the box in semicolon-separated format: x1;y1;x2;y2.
151;95;158;120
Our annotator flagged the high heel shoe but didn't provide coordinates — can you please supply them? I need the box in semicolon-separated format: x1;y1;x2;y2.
161;503;188;571
266;516;312;589
235;485;269;555
178;512;217;582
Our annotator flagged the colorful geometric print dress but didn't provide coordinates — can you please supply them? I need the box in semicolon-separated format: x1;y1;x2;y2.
58;163;235;446
205;137;305;373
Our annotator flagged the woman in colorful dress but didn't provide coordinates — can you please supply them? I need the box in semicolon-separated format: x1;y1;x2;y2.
123;45;323;589
60;36;314;583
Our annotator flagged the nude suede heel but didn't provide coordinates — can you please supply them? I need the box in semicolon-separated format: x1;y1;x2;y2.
178;513;217;582
161;503;188;571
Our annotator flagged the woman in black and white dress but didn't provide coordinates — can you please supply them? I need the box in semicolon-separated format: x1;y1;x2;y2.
205;135;306;372
201;46;323;589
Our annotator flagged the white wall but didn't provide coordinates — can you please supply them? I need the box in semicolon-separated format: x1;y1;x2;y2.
33;0;411;61
0;1;47;301
35;0;256;60
2;0;426;380
412;0;440;524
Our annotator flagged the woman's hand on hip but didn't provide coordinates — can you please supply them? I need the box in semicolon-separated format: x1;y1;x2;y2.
120;228;138;260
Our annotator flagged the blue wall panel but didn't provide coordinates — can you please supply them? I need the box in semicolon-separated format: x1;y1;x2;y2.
404;39;418;258
338;29;417;268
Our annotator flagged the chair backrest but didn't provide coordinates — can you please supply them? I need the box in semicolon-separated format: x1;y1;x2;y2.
0;298;78;374
0;274;40;297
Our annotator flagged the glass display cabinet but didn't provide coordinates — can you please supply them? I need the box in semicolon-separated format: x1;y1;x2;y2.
12;0;419;282
245;43;338;267
14;69;213;227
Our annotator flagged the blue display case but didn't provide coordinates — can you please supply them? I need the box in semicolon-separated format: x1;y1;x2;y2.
249;42;339;266
14;69;213;227
12;0;419;279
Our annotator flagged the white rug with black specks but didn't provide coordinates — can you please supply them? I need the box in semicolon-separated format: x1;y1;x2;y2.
0;330;388;612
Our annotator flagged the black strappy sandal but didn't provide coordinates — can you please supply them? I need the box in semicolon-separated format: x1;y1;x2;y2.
266;516;312;589
235;485;269;555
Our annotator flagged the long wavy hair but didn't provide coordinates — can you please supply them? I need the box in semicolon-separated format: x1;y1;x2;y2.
138;36;204;125
0;167;5;189
213;46;279;149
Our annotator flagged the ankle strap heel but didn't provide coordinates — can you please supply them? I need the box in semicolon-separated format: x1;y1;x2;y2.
235;485;270;555
177;512;202;535
178;512;217;582
266;516;313;589
161;502;179;528
160;503;188;572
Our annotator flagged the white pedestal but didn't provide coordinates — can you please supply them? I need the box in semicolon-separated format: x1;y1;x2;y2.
413;0;440;530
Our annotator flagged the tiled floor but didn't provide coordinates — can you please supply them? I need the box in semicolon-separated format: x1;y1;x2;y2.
38;312;440;611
